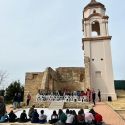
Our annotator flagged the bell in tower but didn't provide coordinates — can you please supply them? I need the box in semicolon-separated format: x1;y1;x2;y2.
82;0;117;100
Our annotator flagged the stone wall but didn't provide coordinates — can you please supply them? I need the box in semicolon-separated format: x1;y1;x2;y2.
24;67;85;103
24;72;44;103
56;67;85;82
53;67;85;91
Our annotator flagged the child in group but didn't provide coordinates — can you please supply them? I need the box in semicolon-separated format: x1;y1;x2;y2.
28;105;35;119
0;112;8;123
19;110;28;122
31;109;39;123
89;108;103;125
8;110;17;122
77;110;86;125
39;110;47;123
49;110;58;124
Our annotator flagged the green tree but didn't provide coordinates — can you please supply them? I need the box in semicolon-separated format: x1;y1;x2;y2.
0;89;5;96
5;80;24;103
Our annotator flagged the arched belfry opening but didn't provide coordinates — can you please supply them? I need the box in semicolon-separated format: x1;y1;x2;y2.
91;21;100;36
93;10;96;14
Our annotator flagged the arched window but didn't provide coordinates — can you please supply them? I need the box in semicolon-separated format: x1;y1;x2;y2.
93;10;96;14
91;21;100;36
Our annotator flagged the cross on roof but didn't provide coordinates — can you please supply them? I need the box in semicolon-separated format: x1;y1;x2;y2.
91;0;96;3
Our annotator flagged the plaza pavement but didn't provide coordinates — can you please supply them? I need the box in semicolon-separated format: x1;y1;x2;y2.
94;102;125;125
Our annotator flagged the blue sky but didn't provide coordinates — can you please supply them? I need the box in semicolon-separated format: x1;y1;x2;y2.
0;0;125;87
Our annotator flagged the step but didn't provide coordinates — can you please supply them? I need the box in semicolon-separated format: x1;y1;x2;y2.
49;101;64;109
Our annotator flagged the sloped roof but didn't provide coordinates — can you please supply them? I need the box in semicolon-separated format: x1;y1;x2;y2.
84;0;105;12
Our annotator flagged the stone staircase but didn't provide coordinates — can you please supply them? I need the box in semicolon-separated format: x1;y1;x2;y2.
49;101;64;109
116;90;125;98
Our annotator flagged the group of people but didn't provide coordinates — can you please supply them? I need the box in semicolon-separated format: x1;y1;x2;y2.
19;104;103;125
13;92;31;108
86;89;101;106
36;89;101;106
52;108;103;125
13;93;22;109
0;94;103;125
1;104;102;125
0;109;28;123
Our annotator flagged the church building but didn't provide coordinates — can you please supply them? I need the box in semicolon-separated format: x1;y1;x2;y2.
24;0;117;102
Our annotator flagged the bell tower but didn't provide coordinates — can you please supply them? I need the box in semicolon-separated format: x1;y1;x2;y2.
82;0;117;100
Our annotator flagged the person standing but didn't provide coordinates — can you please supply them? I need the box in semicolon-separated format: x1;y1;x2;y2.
92;89;96;106
86;89;91;102
26;93;31;106
17;93;21;108
13;93;18;109
97;89;101;102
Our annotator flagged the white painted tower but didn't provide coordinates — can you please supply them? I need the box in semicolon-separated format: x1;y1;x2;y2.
82;0;117;100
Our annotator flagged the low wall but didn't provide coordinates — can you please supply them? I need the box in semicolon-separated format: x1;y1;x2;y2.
64;102;92;109
31;101;92;109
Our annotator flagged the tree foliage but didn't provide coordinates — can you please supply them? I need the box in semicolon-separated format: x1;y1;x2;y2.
0;89;5;96
5;80;24;102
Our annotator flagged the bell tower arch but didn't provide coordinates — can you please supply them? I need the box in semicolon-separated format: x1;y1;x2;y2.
82;0;117;100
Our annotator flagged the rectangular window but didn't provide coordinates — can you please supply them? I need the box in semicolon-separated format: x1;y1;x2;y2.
95;71;101;78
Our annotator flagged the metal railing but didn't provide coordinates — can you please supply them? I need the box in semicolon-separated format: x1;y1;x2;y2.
36;94;88;102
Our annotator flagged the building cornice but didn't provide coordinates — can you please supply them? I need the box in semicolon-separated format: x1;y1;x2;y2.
82;36;112;42
84;13;109;21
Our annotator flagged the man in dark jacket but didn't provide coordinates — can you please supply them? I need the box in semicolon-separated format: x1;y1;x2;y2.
8;110;17;122
13;93;19;109
98;89;101;102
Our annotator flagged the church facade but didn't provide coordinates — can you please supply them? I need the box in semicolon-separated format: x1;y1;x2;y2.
24;0;117;102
